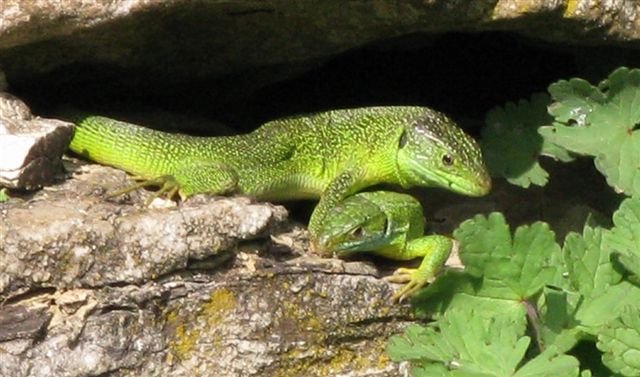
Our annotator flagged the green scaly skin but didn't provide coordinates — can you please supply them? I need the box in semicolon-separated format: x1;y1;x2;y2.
315;191;454;302
67;106;491;244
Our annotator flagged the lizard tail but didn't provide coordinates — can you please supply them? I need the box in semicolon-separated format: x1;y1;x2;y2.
68;114;180;178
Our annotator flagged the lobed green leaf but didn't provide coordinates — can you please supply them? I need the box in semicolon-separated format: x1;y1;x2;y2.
541;67;640;196
603;197;640;277
562;223;640;334
597;306;640;376
513;346;579;377
388;305;528;376
454;212;560;300
481;93;572;188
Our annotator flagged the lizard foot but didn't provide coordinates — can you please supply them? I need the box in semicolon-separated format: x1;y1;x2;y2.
385;268;433;303
108;175;181;205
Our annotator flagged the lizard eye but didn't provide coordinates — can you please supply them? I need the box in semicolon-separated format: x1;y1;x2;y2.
442;154;454;166
398;130;408;148
351;227;364;238
382;218;390;234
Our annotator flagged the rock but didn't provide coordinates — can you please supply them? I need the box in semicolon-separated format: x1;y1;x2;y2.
0;162;288;297
2;1;640;104
0;92;73;190
0;162;411;376
0;270;411;377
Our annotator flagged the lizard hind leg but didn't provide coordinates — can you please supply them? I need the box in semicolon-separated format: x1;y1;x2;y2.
170;162;239;198
108;162;239;204
107;175;182;204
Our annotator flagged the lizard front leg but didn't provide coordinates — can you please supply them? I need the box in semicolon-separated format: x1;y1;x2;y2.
308;168;365;248
386;235;456;302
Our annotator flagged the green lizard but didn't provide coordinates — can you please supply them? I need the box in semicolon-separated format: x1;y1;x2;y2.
67;106;490;244
315;191;454;302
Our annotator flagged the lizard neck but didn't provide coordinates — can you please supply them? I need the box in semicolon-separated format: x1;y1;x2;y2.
392;161;411;188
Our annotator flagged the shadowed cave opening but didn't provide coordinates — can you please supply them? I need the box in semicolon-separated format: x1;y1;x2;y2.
13;31;632;134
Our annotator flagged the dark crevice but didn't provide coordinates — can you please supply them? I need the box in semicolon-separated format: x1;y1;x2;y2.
1;287;56;306
225;8;275;16
348;315;420;327
100;281;143;289
13;31;640;135
324;323;418;345
98;304;139;314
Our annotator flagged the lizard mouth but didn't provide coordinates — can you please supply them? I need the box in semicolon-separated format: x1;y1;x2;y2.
398;158;491;197
449;174;491;196
328;237;390;258
428;166;492;197
315;235;380;258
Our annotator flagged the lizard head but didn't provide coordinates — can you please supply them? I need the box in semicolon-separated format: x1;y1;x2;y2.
395;109;491;196
314;195;398;257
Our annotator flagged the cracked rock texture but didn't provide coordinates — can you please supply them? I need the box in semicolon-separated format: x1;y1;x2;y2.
0;162;413;376
2;1;640;107
0;162;288;297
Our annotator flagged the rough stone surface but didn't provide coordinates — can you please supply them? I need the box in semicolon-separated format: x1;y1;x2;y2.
0;273;411;377
0;92;73;189
2;1;640;100
0;162;288;298
0;161;412;377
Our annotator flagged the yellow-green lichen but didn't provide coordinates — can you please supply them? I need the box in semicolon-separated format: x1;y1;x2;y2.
564;0;579;17
269;278;393;376
166;309;201;362
274;337;392;377
166;288;236;362
201;288;237;328
280;299;325;334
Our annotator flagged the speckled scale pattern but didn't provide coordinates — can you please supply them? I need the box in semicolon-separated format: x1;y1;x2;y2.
419;110;484;170
70;107;430;199
364;191;426;239
317;191;426;254
410;110;486;181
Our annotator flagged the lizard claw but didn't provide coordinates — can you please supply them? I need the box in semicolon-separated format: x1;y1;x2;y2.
385;267;434;303
108;175;182;205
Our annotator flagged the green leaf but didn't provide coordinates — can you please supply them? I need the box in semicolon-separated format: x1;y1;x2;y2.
411;269;478;315
388;305;579;377
547;77;604;128
413;269;529;319
0;188;8;202
410;364;449;377
537;286;583;352
563;224;640;333
513;346;579;377
577;281;640;335
563;225;621;298
597;306;640;377
481;93;572;188
388;299;527;364
388;305;527;376
454;212;560;300
386;324;446;362
540;67;640;196
603;197;640;277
